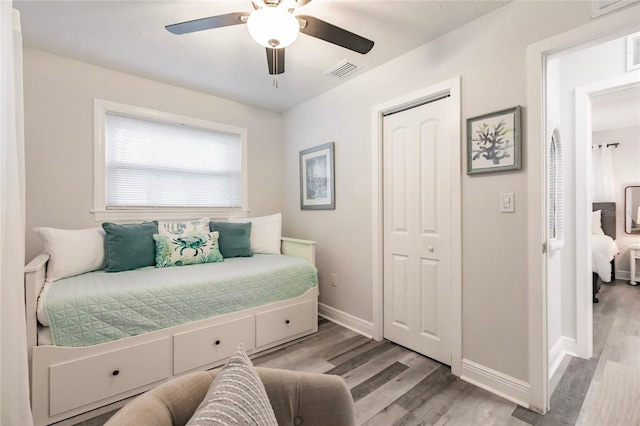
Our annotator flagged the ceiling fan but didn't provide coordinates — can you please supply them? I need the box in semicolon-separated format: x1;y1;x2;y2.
165;0;374;76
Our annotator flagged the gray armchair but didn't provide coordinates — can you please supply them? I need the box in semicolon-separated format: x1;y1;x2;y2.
105;367;356;426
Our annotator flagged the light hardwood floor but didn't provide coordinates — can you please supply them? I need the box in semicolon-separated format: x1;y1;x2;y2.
74;279;640;425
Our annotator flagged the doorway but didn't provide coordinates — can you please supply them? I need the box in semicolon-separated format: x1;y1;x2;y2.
371;77;462;376
526;9;640;412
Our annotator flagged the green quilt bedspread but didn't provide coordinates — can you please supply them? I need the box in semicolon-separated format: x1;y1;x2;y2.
43;255;318;347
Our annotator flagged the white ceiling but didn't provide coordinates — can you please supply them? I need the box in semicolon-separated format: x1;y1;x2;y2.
592;84;640;132
14;0;510;112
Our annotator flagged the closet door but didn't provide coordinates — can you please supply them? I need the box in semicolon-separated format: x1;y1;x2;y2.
383;98;452;365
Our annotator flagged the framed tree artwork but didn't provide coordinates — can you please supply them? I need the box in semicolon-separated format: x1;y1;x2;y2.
467;106;521;175
299;142;335;210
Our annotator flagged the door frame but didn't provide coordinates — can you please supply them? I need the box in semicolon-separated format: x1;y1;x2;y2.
526;7;640;412
575;73;640;360
371;76;462;376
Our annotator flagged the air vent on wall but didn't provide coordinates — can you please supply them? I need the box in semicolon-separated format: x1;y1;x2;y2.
325;60;359;78
627;32;640;71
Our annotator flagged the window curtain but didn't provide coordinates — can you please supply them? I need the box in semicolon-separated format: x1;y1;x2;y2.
0;3;33;425
591;145;616;202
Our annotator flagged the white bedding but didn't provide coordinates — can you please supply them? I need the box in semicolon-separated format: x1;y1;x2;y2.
592;234;619;282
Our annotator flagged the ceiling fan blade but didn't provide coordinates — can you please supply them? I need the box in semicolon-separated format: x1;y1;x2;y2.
266;48;285;75
166;12;249;35
298;15;374;54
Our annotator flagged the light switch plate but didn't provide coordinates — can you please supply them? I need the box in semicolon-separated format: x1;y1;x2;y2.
500;192;515;213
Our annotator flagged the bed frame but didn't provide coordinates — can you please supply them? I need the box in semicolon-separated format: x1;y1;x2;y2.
592;202;616;303
25;237;317;426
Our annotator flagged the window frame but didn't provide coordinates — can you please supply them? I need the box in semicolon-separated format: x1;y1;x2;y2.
93;99;248;222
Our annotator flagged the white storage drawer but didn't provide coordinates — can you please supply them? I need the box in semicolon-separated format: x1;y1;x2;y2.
49;337;171;416
173;316;255;375
256;300;315;347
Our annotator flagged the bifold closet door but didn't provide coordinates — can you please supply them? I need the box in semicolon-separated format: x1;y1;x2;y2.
383;97;452;366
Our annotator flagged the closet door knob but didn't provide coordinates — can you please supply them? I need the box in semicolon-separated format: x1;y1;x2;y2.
427;246;434;252
215;340;221;346
112;370;120;376
285;320;290;325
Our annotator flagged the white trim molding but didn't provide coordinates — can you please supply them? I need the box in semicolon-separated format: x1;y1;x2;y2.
371;76;462;377
318;303;373;339
460;359;530;408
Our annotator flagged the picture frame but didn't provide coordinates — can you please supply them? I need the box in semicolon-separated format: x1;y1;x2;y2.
467;106;521;175
299;142;335;210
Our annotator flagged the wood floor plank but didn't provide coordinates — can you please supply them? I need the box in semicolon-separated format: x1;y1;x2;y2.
395;376;474;426
327;339;387;366
393;366;451;410
351;362;409;403
354;359;436;425
326;341;395;376
535;357;598;426
342;346;419;388
582;360;640;426
361;403;409;426
252;325;357;368
317;334;372;361
433;386;518;426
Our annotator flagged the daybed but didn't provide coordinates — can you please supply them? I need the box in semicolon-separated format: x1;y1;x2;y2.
25;219;318;426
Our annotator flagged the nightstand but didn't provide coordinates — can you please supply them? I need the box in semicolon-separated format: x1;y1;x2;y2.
630;243;640;286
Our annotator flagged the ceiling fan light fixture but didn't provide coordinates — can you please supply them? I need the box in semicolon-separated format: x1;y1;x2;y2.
247;7;299;48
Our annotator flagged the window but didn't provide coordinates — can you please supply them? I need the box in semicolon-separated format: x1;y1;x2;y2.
547;126;564;251
94;100;247;221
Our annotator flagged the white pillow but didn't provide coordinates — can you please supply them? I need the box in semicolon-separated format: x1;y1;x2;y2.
592;210;605;235
34;227;106;282
157;217;210;237
229;213;282;254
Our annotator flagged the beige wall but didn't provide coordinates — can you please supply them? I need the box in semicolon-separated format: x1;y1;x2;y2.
23;48;283;261
281;1;596;382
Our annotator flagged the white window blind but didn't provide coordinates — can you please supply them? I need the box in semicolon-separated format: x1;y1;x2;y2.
105;113;242;209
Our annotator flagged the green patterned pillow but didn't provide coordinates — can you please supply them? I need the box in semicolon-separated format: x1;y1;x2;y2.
153;231;223;268
157;217;210;237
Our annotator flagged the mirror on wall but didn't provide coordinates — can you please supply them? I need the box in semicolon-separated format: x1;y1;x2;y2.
625;186;640;234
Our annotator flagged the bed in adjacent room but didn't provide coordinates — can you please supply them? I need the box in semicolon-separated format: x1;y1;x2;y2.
592;202;619;302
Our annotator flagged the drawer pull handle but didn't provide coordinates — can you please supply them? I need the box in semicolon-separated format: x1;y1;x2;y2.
215;340;221;346
285;320;290;325
112;370;120;376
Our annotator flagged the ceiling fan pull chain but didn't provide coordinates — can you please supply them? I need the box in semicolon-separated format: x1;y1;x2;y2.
272;48;279;89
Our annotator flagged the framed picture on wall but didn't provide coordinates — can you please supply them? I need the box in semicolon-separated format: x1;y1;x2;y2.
467;106;521;175
299;142;335;210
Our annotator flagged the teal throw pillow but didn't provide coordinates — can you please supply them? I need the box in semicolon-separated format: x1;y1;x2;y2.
102;221;158;272
209;222;253;258
153;231;224;267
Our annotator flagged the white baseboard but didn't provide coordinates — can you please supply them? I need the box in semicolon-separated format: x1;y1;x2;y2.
549;336;577;379
615;270;631;281
318;303;373;339
562;336;577;357
548;337;565;379
460;359;530;408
